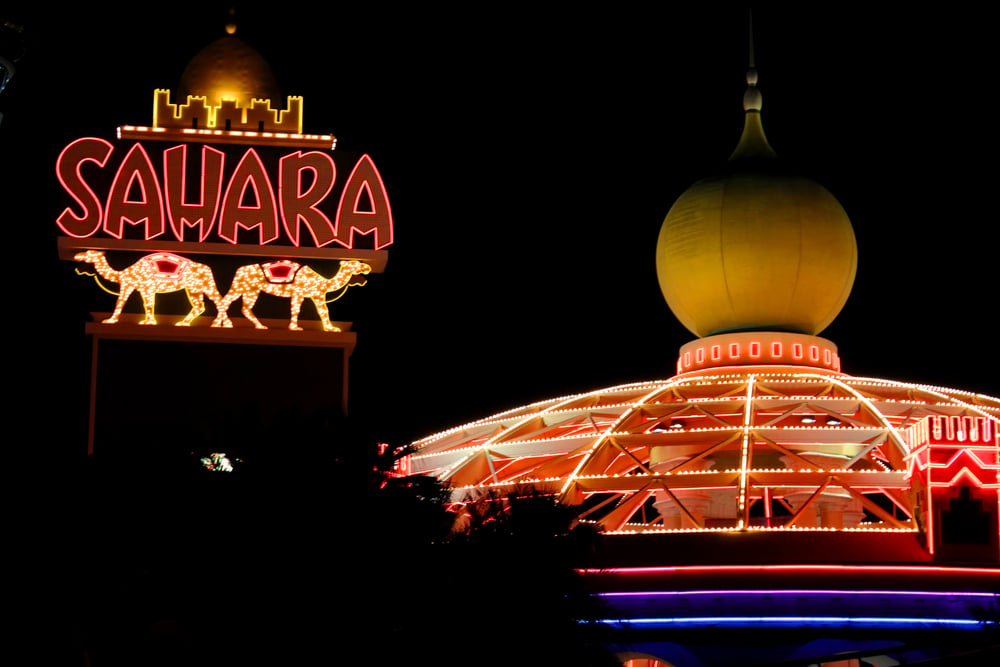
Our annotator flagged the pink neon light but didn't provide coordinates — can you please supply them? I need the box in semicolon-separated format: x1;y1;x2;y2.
749;342;761;358
771;342;782;358
600;589;999;598
278;150;337;247
792;343;803;359
164;144;225;242
696;348;705;364
333;154;393;250
579;564;1000;576
218;148;280;245
711;345;721;361
729;343;739;358
809;345;819;362
103;142;165;240
56;139;395;251
55;137;115;238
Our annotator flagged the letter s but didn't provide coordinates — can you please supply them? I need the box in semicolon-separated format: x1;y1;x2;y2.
55;137;114;238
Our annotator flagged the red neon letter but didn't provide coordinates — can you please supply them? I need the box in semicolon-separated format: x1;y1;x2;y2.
164;144;225;242
103;142;165;239
279;151;337;247
334;154;393;249
55;137;114;238
218;148;279;244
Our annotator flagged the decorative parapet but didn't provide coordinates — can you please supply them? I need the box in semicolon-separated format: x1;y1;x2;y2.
152;89;303;133
905;414;1000;560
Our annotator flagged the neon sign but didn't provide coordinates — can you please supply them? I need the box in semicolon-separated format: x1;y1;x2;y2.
220;259;371;331
56;138;392;250
74;250;232;326
74;251;371;331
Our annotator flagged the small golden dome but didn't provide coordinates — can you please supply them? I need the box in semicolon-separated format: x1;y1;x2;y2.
655;68;857;338
177;34;280;108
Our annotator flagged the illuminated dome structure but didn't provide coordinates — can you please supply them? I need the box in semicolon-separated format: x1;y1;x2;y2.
177;24;281;108
403;50;1000;667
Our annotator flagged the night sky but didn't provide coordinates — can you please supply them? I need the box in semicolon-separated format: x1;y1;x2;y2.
2;4;997;453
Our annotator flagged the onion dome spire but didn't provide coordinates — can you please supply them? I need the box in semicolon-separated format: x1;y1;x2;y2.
729;16;776;161
654;17;857;339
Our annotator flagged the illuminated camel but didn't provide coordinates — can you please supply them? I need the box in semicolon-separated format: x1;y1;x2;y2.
219;259;372;332
74;250;232;327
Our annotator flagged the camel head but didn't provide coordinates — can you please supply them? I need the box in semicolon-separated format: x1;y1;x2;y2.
339;260;372;288
340;260;372;276
74;250;105;264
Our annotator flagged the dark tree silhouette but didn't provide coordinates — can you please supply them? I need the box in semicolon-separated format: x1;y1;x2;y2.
61;408;623;666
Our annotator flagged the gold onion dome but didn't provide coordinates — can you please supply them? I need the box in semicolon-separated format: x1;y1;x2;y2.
177;25;281;107
655;66;857;338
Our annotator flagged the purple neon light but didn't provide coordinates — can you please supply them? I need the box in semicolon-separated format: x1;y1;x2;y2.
596;616;993;627
580;565;1000;575
599;589;999;598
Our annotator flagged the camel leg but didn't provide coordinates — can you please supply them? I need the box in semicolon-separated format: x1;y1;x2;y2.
312;296;341;332
288;297;305;331
213;290;240;328
200;268;232;328
104;285;135;324
178;290;205;326
241;292;267;329
138;289;158;325
210;295;233;328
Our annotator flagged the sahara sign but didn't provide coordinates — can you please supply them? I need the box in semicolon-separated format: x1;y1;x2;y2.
56;137;393;250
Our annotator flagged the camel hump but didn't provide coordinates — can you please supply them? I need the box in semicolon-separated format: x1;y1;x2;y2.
143;252;193;277
260;260;303;284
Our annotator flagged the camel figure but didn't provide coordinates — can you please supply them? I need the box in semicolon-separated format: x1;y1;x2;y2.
74;250;232;327
219;259;371;331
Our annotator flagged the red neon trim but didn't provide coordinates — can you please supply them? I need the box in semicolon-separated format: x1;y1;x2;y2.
164;144;225;242
278;150;337;247
218;148;280;245
55;137;114;238
334;154;393;250
103;142;165;240
926;484;935;555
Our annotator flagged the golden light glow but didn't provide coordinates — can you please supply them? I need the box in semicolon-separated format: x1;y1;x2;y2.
218;259;372;331
405;370;1000;538
74;250;232;327
151;89;305;135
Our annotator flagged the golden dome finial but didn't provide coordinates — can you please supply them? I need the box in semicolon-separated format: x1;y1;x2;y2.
743;10;761;112
730;12;775;161
655;11;857;339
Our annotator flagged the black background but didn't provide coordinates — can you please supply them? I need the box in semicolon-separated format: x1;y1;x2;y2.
2;3;997;454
